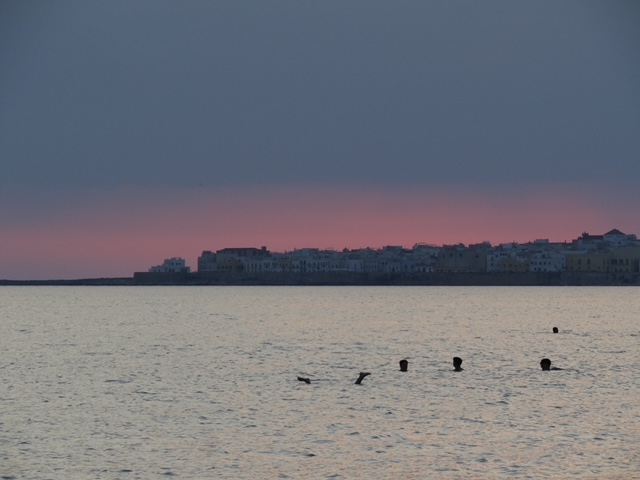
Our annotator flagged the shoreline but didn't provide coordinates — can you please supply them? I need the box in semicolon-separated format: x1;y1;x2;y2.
1;271;639;286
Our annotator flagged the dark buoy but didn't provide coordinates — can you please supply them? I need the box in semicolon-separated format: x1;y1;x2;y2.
297;376;311;384
553;327;559;333
399;359;408;372
540;358;563;370
355;372;371;384
453;357;463;371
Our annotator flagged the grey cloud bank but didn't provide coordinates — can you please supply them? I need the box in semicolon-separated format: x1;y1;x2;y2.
2;1;639;192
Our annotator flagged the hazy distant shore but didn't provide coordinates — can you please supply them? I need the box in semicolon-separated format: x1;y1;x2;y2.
0;278;135;286
2;271;639;286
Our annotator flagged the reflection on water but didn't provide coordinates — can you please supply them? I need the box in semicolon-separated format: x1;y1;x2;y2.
2;286;639;479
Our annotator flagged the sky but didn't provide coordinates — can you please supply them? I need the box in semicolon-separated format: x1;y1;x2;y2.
1;1;639;280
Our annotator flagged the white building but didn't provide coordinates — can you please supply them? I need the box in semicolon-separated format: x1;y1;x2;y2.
242;256;282;273
486;245;515;272
603;229;635;246
149;257;190;273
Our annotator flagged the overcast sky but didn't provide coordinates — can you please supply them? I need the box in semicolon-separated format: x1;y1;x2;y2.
2;1;639;279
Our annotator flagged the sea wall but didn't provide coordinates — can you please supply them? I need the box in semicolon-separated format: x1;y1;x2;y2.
132;271;640;286
3;271;637;286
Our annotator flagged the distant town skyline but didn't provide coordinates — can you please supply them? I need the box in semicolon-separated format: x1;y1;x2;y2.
2;217;636;280
2;2;638;280
143;228;638;279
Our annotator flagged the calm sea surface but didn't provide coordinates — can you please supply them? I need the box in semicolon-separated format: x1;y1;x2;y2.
1;286;639;479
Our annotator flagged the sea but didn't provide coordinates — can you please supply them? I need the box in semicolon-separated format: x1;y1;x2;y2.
1;286;639;479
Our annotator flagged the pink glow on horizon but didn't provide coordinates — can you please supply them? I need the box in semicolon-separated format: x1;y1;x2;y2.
2;184;638;280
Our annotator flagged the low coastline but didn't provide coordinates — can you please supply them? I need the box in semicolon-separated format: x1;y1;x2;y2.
2;271;639;286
